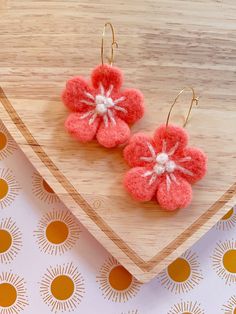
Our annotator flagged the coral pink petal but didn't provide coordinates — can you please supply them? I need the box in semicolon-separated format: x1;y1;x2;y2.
115;88;145;124
123;133;157;167
96;118;130;148
91;64;123;92
153;124;188;154
65;112;100;142
156;175;192;211
62;76;95;112
124;167;159;202
175;146;207;184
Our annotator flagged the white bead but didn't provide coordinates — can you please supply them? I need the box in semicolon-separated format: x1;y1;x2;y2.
105;97;114;107
154;164;165;175
166;160;176;173
95;95;105;104
96;103;107;115
156;152;169;165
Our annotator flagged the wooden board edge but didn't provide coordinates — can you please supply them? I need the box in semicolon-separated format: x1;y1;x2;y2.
1;92;236;283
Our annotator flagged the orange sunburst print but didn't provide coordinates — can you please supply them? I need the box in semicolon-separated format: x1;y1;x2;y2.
0;122;16;160
0;217;22;264
0;168;21;210
34;209;80;255
159;250;203;294
97;257;141;302
212;239;236;285
32;172;59;204
40;262;85;313
216;207;236;231
0;272;28;314
168;300;205;314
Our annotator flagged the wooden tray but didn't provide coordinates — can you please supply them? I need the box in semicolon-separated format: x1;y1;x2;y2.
1;86;236;283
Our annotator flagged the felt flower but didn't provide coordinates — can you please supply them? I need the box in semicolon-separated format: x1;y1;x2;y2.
62;64;144;148
123;124;207;211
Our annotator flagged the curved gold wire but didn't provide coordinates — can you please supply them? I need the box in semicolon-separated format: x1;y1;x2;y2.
101;22;118;66
166;86;199;129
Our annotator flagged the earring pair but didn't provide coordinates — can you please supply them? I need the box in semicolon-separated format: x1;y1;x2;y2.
62;23;207;211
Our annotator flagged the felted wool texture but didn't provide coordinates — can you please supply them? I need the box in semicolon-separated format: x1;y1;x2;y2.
123;124;207;211
96;118;130;148
62;64;145;148
123;133;156;167
156;175;192;211
65;112;99;142
124;167;159;202
154;123;189;154
62;76;93;113
178;146;207;184
91;64;123;91
116;88;145;124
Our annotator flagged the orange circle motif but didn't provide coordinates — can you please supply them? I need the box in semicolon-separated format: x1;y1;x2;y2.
167;258;191;282
0;229;12;253
0;132;7;151
0;179;8;200
109;265;133;291
221;208;234;220
42;179;54;194
46;221;69;244
223;250;236;273
0;283;17;307
51;275;74;300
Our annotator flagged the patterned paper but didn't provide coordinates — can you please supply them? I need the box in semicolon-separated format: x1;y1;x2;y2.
0;119;235;314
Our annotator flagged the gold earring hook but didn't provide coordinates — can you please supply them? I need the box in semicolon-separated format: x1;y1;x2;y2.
101;22;118;66
166;86;199;129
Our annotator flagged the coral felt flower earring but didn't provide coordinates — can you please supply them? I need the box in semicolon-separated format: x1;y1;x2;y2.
62;23;144;148
123;87;207;211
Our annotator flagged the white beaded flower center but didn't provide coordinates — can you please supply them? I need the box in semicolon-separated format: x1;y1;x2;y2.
95;95;114;115
154;153;176;175
140;141;193;190
156;152;168;164
79;83;127;127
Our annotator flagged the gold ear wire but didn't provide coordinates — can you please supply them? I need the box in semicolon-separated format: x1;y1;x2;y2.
101;22;118;66
166;86;199;129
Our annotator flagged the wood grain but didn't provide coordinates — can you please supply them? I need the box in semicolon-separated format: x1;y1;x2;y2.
0;0;236;282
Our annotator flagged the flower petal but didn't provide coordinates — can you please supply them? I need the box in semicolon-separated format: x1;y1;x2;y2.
65;112;100;142
175;146;207;184
96;117;130;148
153;124;188;155
124;167;159;201
156;175;192;211
114;88;144;124
123;133;157;167
91;64;123;92
62;76;95;112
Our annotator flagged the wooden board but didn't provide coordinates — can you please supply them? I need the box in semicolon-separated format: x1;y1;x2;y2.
0;0;236;282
